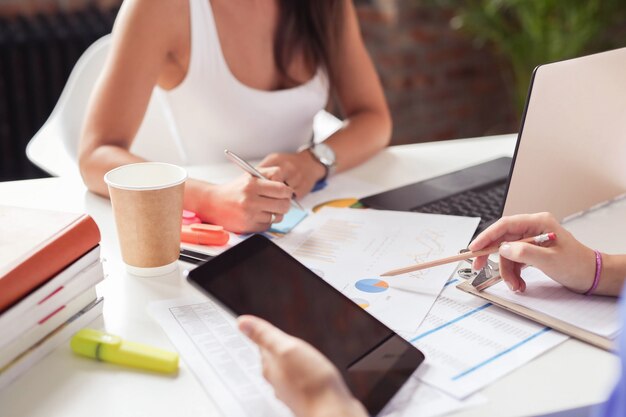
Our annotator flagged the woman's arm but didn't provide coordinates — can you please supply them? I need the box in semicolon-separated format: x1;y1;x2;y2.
78;0;180;196
259;0;391;197
322;0;392;170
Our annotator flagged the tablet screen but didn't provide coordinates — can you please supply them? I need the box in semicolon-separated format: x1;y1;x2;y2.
187;234;424;415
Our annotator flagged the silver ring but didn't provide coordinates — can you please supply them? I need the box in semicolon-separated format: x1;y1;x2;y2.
270;213;276;224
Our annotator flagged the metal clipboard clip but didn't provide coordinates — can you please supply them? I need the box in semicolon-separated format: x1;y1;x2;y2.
456;249;502;291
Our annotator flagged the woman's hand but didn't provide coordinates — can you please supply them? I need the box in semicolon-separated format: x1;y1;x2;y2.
238;315;367;417
469;213;596;294
186;167;293;234
257;151;326;198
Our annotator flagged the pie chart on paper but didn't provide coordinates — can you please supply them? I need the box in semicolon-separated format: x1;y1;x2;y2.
352;298;370;309
355;278;389;293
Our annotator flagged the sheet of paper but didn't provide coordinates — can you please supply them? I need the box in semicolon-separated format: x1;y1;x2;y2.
149;297;292;417
277;207;479;333
400;279;569;399
299;174;389;210
150;297;485;417
486;267;621;338
380;370;486;417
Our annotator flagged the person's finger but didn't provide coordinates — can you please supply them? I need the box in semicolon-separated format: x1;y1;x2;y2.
260;349;274;380
257;158;298;183
238;315;290;354
498;257;525;291
472;256;487;271
517;265;527;292
255;196;291;216
253;178;293;200
499;241;552;268
258;166;286;183
469;213;550;252
498;241;552;292
259;212;284;226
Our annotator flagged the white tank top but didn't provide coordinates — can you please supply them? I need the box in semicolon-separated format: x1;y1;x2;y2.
158;0;330;165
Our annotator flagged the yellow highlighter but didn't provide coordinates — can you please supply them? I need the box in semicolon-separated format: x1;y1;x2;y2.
71;329;179;374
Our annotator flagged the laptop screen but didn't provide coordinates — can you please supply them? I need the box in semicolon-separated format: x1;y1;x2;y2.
503;48;626;221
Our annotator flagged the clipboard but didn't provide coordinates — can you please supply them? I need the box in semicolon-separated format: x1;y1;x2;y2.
456;274;615;352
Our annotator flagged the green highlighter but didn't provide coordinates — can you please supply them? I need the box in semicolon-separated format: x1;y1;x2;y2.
71;329;179;374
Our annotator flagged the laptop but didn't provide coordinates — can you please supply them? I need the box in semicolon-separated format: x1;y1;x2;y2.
360;47;626;234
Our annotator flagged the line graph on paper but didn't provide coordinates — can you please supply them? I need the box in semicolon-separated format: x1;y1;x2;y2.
403;229;447;280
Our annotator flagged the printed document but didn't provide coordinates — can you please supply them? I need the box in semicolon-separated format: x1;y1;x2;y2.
276;207;479;333
401;279;569;399
299;174;387;210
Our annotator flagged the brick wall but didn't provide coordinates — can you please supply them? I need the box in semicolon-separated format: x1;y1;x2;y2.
0;0;119;16
0;0;519;150
356;0;518;145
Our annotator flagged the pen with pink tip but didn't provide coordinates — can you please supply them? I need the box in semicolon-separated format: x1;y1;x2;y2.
381;232;557;277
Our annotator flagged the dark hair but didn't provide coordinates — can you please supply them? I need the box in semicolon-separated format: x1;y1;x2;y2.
274;1;345;90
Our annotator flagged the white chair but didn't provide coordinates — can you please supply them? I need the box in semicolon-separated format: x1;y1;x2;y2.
26;35;186;177
26;35;343;177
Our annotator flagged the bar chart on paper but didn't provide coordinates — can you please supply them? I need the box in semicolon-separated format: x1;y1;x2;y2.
289;218;360;264
277;207;479;333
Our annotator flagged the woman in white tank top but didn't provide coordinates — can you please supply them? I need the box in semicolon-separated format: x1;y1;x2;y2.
79;0;391;233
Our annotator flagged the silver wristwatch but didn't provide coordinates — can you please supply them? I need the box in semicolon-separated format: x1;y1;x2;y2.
306;142;336;181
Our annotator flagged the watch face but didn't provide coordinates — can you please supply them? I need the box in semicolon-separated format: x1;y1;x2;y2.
314;143;336;167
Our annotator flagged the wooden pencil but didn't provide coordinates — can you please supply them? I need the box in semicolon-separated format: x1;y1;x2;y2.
380;232;556;277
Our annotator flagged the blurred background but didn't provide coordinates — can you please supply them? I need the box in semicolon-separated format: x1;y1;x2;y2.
1;0;625;182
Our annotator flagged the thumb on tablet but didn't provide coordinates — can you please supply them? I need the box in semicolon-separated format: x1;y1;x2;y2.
238;315;289;353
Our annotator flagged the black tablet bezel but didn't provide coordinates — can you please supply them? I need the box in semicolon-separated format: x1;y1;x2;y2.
187;234;425;415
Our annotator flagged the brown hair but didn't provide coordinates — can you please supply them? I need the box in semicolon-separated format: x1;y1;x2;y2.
274;1;345;90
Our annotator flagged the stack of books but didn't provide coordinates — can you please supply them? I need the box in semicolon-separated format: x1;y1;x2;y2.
0;206;105;390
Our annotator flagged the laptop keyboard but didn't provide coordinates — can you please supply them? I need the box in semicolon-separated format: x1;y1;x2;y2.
410;181;507;232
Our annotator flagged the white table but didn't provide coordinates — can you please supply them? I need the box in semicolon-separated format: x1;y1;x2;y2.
0;134;618;417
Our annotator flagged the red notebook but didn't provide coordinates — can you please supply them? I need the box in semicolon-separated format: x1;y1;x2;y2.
0;206;101;312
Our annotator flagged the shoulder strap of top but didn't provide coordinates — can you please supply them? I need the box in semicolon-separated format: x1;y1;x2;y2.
186;0;222;73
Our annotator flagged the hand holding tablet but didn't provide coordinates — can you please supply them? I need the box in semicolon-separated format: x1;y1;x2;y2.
187;234;425;415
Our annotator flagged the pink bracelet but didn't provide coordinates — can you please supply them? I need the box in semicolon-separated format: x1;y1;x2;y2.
584;250;602;296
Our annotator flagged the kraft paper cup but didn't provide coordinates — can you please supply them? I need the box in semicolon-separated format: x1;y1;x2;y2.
105;162;187;277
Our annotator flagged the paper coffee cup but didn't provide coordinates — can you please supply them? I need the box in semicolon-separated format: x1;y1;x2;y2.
104;162;187;277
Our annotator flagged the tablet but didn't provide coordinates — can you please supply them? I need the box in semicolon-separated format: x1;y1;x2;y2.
187;234;425;415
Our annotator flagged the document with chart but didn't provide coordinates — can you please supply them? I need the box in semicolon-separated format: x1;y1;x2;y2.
402;279;569;399
276;207;479;333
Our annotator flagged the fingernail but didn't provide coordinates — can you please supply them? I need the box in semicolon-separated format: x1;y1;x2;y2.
506;281;515;291
238;320;252;337
499;244;511;257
